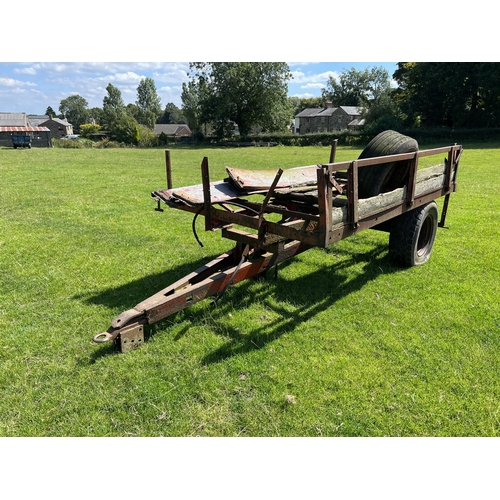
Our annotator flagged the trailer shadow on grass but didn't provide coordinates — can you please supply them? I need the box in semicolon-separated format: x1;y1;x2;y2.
199;242;400;365
76;238;401;361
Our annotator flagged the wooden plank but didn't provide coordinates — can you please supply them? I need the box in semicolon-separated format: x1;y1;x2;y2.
226;165;318;190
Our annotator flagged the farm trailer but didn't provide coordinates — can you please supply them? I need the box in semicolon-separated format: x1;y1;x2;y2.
93;130;463;353
11;135;32;149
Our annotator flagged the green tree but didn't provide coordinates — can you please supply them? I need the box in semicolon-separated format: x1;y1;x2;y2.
102;83;126;130
181;81;204;135
393;62;500;127
134;124;141;145
102;83;141;143
126;103;140;120
88;107;104;125
288;96;324;116
158;102;185;124
45;106;57;118
112;114;140;144
79;123;102;138
188;62;293;138
360;67;405;134
136;77;162;129
321;66;393;109
362;92;405;136
59;94;89;132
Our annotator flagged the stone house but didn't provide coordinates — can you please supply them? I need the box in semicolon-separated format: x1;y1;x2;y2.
294;102;363;134
29;115;73;138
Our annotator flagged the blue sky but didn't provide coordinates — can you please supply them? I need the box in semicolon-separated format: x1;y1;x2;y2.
2;1;484;117
1;1;491;117
0;62;398;116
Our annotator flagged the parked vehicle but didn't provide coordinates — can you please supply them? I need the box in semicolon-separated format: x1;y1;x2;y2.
11;135;32;149
62;134;79;140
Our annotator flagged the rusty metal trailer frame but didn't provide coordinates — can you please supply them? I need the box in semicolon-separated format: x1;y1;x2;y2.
93;140;462;352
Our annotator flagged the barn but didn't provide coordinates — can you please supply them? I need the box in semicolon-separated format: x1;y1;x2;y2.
0;113;52;147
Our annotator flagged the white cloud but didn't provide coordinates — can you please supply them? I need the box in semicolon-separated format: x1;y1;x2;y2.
158;85;184;106
292;70;338;84
0;77;36;87
288;62;322;68
290;92;316;99
14;67;37;75
301;82;326;90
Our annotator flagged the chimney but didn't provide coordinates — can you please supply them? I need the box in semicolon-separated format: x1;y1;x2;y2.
325;101;332;108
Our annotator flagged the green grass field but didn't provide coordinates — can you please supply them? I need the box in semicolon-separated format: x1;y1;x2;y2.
1;141;499;436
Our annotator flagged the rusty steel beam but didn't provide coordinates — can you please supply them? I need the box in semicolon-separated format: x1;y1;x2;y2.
94;241;311;352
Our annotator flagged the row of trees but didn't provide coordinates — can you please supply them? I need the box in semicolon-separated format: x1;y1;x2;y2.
49;63;500;144
180;62;500;137
393;62;500;128
52;77;184;143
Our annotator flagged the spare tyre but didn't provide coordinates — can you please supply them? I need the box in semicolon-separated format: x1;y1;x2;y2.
357;130;418;198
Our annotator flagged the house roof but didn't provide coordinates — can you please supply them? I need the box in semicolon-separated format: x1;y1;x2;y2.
154;124;192;135
0;112;28;127
0;126;50;132
28;115;50;126
41;117;72;126
295;106;363;119
339;106;363;116
295;107;338;118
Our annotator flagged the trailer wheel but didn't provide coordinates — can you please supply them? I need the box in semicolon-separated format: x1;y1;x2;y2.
357;130;418;198
389;201;438;267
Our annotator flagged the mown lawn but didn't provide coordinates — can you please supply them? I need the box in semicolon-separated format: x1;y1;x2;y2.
0;141;499;437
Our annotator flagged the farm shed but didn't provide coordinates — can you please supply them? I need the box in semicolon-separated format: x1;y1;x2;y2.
0;112;50;147
294;103;363;134
0;126;52;148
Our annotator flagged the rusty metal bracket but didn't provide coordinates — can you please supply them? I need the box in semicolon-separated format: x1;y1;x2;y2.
93;308;146;345
439;145;463;227
258;168;283;243
328;173;345;194
154;198;164;212
117;323;145;353
213;244;250;304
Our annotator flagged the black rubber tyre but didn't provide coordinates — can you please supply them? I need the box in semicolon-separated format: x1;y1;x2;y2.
389;201;439;267
357;130;418;198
